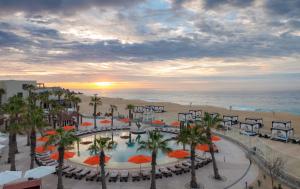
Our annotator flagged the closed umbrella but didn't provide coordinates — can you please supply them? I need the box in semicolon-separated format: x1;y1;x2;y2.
24;166;56;179
0;171;22;185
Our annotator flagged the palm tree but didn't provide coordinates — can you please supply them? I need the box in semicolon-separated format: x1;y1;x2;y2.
38;91;51;109
25;106;47;169
46;128;79;189
126;104;134;143
89;94;102;129
109;104;117;141
72;96;82;130
88;137;115;189
138;131;171;189
0;88;5;107
49;100;65;129
177;123;207;188
2;95;26;171
53;89;64;102
203;112;222;180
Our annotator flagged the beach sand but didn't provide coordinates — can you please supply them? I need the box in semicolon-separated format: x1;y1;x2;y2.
78;94;300;136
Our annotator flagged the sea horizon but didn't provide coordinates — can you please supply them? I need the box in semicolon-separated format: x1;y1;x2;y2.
75;89;300;116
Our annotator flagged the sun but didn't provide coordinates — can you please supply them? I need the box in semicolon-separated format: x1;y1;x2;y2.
95;82;113;88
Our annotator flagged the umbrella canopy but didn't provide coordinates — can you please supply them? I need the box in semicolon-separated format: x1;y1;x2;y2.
196;144;218;152
128;155;152;164
35;145;56;153
0;171;22;185
120;118;130;123
211;135;221;142
50;151;75;160
170;121;180;127
63;125;75;131
168;149;190;159
24;166;56;179
151;120;164;125
81;122;93;127
100;119;111;124
83;155;111;165
37;136;49;142
44;130;57;135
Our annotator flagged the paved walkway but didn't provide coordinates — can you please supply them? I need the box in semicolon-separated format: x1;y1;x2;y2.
0;132;258;189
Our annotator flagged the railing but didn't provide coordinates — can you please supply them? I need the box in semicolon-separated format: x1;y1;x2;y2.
214;128;300;189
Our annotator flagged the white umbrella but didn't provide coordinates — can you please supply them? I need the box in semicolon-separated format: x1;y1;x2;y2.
24;166;56;179
0;171;22;185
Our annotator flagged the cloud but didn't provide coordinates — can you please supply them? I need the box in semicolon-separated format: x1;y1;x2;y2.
264;0;300;17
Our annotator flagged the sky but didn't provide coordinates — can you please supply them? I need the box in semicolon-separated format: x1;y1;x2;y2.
0;0;299;92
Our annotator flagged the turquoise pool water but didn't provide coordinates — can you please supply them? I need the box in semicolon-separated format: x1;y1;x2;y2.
69;131;184;169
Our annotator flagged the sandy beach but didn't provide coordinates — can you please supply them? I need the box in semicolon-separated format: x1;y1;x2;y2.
78;94;300;136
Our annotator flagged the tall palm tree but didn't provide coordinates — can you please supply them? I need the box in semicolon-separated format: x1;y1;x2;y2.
49;100;64;129
109;104;117;141
89;94;102;129
25;106;47;169
38;91;51;109
177;123;207;188
138;131;171;189
203;112;222;180
46;128;79;189
2;95;26;171
72;96;81;130
0;88;5;107
126;104;134;127
53;90;64;102
88;137;115;189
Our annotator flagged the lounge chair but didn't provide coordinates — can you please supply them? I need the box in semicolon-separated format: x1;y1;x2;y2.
75;169;90;180
155;170;163;179
62;167;76;176
167;166;182;175
65;168;83;178
175;163;189;173
141;170;151;180
131;171;141;182
158;167;172;177
108;171;119;182
85;171;99;181
120;170;129;182
96;171;109;182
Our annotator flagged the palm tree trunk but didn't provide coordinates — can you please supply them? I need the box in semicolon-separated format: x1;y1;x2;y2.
93;104;97;129
100;150;107;189
57;146;65;189
9;133;17;171
150;150;157;189
190;145;198;188
30;128;36;169
209;143;221;180
26;132;30;146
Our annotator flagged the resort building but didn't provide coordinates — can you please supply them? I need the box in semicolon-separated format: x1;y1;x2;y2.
271;121;294;142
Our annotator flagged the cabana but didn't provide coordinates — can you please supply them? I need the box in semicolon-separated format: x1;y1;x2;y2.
245;117;263;128
152;106;165;113
271;121;294;142
133;106;145;121
209;112;219;119
240;122;260;136
189;110;202;121
220;120;232;130
223;115;239;125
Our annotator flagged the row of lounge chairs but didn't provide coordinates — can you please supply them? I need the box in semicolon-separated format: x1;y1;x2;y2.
154;127;180;134
75;125;131;136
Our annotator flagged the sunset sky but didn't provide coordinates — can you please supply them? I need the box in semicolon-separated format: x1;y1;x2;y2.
0;0;299;91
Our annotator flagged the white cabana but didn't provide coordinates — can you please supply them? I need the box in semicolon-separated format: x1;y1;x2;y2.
223;115;239;125
271;121;293;142
189;110;202;120
220;120;232;130
0;171;22;185
240;122;260;136
245;117;263;128
209;112;219;119
24;166;56;179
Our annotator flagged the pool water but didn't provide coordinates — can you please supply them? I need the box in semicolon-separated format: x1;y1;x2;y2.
69;131;185;169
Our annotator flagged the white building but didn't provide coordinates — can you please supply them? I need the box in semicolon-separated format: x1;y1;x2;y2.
0;80;37;104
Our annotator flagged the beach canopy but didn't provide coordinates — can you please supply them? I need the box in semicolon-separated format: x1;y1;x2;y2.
37;136;49;142
44;130;57;135
120;118;130;123
81;122;93;127
100;119;111;124
24;166;56;179
168;149;190;159
63;125;75;131
35;145;56;153
0;171;22;185
151;120;164;125
196;144;218;152
128;155;152;164
211;135;221;142
50;151;75;160
83;155;111;165
170;121;180;127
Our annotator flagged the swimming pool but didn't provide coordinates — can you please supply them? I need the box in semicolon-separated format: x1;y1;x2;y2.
68;131;185;169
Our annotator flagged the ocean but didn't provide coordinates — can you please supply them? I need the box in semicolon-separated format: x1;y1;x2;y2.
79;89;300;115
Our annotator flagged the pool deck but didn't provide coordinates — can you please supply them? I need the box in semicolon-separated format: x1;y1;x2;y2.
0;131;258;189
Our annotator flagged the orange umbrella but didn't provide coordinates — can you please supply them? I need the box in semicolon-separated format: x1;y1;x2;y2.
196;144;218;152
63;125;75;131
120;118;130;123
128;155;152;172
170;121;180;127
83;155;111;165
35;145;56;153
168;149;190;159
81;122;93;127
50;151;75;160
211;135;221;142
37;136;49;142
44;130;57;135
100;119;111;124
151;120;164;125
